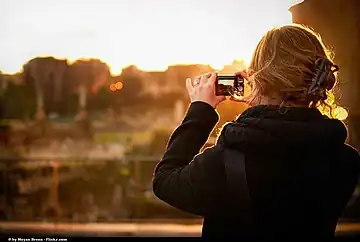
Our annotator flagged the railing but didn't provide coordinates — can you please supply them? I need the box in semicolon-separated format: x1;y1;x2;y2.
0;155;359;225
0;155;198;222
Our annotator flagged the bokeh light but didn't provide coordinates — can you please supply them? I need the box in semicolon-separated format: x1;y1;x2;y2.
333;106;349;121
115;81;123;90
110;81;123;92
109;84;117;92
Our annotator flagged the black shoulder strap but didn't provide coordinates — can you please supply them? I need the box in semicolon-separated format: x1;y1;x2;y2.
224;148;256;233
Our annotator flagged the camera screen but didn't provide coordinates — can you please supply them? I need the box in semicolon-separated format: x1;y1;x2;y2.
216;75;244;96
217;79;234;96
218;79;234;86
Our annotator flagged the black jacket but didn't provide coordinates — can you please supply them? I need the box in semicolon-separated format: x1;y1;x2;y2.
153;102;360;239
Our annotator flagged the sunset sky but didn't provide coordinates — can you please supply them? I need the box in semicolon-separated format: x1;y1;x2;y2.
0;0;302;75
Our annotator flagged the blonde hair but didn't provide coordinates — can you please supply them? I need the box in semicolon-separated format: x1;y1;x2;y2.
245;24;340;116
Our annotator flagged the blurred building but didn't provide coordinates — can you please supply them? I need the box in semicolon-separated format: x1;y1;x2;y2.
220;60;247;74
144;71;167;96
0;73;23;88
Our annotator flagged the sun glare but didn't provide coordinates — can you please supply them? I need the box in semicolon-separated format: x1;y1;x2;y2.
333;106;349;121
317;93;349;121
0;0;300;75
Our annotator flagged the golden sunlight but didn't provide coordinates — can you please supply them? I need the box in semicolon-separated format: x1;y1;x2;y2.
318;102;349;121
0;0;301;75
316;93;349;121
333;107;349;121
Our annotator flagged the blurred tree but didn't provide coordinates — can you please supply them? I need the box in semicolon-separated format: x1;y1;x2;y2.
114;70;146;108
0;71;3;91
148;129;171;155
68;59;111;120
152;91;184;110
0;72;4;120
88;86;113;111
2;81;36;119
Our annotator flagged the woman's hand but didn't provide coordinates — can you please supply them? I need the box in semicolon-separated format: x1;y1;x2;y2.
229;69;253;103
186;72;226;109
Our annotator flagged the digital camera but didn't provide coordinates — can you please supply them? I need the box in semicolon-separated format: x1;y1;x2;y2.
215;74;244;97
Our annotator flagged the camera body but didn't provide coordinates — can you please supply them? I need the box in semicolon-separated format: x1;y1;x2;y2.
215;74;244;96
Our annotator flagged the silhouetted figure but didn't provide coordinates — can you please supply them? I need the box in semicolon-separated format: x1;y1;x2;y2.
153;25;360;239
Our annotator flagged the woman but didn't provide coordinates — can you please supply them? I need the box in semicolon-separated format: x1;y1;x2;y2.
152;24;360;239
